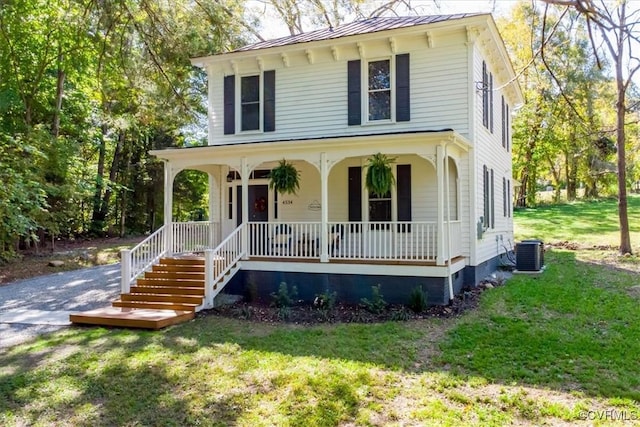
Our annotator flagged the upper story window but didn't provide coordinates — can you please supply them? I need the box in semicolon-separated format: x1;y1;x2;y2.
223;70;275;135
241;75;260;131
348;54;410;126
368;59;391;121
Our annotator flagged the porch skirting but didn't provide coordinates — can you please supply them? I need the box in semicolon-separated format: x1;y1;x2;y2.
223;268;467;307
220;253;506;306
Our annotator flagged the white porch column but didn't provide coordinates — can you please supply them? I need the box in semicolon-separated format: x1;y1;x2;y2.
163;160;174;256
241;157;249;259
436;145;445;265
208;172;218;248
320;152;329;262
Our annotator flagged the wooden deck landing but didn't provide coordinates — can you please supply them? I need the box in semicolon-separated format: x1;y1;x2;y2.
70;256;204;330
70;307;194;330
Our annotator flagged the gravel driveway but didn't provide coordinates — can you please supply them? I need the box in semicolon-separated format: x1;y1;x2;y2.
0;264;121;349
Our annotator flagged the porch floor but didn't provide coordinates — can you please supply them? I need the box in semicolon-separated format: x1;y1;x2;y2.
246;255;465;267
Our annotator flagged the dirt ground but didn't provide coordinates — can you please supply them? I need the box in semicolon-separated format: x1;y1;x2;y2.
0;236;142;285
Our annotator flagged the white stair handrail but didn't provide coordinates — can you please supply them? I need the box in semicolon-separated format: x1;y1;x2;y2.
204;223;246;308
120;225;166;293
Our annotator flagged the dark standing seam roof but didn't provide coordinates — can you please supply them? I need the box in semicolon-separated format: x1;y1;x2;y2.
231;14;484;53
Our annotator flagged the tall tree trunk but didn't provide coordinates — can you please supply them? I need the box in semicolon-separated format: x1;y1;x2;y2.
616;64;631;254
90;123;108;234
99;130;124;222
52;49;65;138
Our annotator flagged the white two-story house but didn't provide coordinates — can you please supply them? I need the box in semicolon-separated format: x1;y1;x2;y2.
124;13;523;310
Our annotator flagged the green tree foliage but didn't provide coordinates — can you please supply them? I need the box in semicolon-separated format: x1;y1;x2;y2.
0;0;246;259
499;2;615;207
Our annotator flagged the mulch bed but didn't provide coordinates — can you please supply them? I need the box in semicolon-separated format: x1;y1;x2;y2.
200;285;489;325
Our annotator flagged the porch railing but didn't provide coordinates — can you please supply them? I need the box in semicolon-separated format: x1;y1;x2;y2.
329;221;438;261
172;221;220;254
246;222;322;258
243;221;456;262
120;225;166;293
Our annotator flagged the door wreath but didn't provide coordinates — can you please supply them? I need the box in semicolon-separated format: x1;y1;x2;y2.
254;196;267;212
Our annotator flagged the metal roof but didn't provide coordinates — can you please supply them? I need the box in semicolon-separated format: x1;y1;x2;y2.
231;14;484;53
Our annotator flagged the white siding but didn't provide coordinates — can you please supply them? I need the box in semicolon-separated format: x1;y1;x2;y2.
208;30;470;145
472;44;515;265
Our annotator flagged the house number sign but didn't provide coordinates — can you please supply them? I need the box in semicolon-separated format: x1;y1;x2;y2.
282;200;293;205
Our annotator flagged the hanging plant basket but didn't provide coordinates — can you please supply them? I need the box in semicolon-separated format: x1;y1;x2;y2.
269;159;300;195
365;153;396;197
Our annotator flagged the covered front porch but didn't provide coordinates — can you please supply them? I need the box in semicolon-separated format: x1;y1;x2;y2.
121;131;472;307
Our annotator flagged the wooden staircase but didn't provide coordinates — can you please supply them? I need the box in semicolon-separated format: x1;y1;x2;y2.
70;257;207;330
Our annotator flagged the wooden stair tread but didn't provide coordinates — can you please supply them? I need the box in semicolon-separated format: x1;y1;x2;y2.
121;293;203;304
70;307;194;330
130;286;205;295
113;300;200;311
159;257;204;265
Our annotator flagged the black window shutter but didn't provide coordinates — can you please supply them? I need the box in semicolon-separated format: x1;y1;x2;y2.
395;54;410;122
503;177;507;217
224;75;235;135
489;73;494;133
506;104;510;151
397;164;411;232
482;62;488;128
483;165;489;228
263;70;276;132
348;166;362;222
490;168;495;228
501;96;506;147
347;60;361;126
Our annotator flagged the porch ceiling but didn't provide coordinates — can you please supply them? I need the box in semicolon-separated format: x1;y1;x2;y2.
150;130;470;170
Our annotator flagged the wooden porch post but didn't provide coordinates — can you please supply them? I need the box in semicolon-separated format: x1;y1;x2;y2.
241;157;249;259
436;145;445;265
163;160;174;256
320;152;329;262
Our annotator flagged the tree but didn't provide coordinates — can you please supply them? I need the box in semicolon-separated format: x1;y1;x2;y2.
541;0;640;254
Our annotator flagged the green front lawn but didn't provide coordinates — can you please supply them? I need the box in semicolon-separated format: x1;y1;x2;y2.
514;195;640;249
2;250;640;426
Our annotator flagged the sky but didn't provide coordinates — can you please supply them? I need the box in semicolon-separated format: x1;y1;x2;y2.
248;0;517;40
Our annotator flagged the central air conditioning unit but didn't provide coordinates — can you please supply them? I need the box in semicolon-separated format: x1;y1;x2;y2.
515;240;544;272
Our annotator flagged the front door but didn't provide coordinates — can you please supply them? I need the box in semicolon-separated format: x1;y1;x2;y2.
236;185;269;226
237;185;269;255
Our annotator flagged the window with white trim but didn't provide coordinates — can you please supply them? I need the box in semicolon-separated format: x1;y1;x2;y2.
367;59;392;121
347;54;410;125
240;75;260;131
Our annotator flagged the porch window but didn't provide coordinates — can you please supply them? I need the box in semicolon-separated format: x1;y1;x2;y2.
241;75;260;131
368;60;391;121
369;190;392;222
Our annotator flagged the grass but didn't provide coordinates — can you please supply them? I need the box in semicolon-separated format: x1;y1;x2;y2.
2;199;640;425
514;194;640;249
2;248;640;426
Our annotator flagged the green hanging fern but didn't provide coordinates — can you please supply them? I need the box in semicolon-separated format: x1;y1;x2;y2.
269;159;300;195
365;153;396;197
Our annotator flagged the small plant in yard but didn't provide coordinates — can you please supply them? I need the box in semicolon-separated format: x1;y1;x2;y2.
313;291;337;311
270;282;298;308
361;284;387;314
390;307;411;321
235;304;254;320
276;306;291;321
408;286;428;313
245;281;258;302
